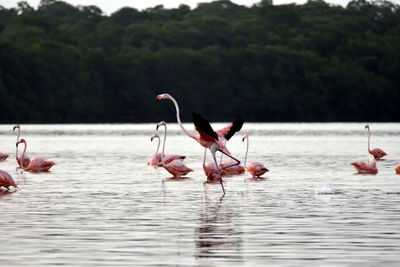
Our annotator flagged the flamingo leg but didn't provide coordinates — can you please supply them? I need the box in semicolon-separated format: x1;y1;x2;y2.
218;151;241;172
210;146;226;195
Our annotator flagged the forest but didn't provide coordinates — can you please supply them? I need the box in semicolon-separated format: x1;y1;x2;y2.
0;0;399;123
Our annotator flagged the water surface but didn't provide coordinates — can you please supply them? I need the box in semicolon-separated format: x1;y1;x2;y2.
1;123;400;266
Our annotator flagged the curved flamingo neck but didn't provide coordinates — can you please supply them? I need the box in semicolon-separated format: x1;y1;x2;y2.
366;126;371;153
167;95;197;140
15;127;20;159
19;140;28;170
154;136;160;158
160;124;168;168
243;136;249;168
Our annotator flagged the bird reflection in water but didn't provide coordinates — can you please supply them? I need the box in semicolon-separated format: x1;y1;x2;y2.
195;189;243;262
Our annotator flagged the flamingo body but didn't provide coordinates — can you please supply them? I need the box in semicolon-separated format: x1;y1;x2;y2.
246;162;269;177
163;159;193;177
25;157;55;172
220;159;245;176
369;148;387;160
351;158;378;174
0;153;9;161
395;164;400;174
0;170;17;189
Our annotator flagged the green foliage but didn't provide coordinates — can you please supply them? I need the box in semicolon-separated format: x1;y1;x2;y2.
0;0;399;123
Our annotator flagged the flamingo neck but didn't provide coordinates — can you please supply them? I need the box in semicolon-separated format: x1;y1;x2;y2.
160;124;168;168
154;136;160;158
167;95;197;140
20;141;27;170
15;128;20;159
244;136;249;168
367;127;371;153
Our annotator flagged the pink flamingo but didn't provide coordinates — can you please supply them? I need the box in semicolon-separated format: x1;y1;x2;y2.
0;152;9;161
0;170;17;190
365;125;387;160
157;93;243;194
156;121;193;177
13;124;30;168
148;133;186;167
351;157;378;174
16;139;55;172
242;134;269;177
395;164;400;174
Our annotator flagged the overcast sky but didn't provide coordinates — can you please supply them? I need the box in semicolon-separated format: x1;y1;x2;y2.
1;0;399;15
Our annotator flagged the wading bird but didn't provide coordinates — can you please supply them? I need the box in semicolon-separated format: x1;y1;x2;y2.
351;157;378;174
16;139;55;172
157;93;243;194
242;134;269;177
0;170;17;190
0;153;9;161
395;164;400;174
13;124;30;168
365;125;387;160
156;121;193;178
147;132;186;167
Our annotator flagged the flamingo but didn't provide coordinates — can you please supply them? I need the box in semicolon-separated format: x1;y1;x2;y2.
148;133;186;167
365;125;387;160
0;170;17;190
0;152;9;161
351;157;378;174
13;124;30;168
16;139;55;172
395;164;400;174
242;134;269;177
157;93;243;194
156;121;193;177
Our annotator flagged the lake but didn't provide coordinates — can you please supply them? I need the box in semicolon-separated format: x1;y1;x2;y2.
1;123;400;266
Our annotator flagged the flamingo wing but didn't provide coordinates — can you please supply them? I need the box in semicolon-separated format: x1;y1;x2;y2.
0;170;17;188
371;148;387;159
28;157;55;172
0;153;9;161
217;115;244;141
395;164;400;174
165;160;193;177
351;160;377;174
247;162;269;177
192;113;218;141
163;154;185;164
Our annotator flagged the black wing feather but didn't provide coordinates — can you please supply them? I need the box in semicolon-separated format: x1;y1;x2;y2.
224;115;244;140
192;113;218;140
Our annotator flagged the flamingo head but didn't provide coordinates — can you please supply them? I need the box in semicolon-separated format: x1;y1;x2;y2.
156;121;166;131
13;124;20;132
365;125;370;130
16;138;26;147
151;133;159;142
242;133;248;142
156;93;171;102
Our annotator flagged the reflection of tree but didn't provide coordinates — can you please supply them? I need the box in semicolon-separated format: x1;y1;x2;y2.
195;190;243;261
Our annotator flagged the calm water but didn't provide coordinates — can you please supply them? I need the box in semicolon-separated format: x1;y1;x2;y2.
1;123;400;266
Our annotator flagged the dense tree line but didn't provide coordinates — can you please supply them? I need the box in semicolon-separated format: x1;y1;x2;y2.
0;0;399;123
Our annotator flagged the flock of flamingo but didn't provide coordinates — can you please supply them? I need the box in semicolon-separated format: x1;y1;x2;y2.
0;125;55;191
1;93;400;193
